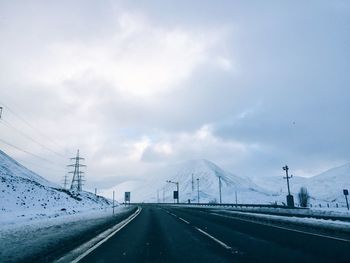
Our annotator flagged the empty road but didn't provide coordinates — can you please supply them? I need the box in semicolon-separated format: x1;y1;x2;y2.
79;206;350;263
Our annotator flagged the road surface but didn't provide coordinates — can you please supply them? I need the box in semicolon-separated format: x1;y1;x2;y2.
79;205;350;263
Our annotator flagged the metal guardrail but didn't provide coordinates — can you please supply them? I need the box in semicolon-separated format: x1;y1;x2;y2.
128;202;306;209
128;203;350;222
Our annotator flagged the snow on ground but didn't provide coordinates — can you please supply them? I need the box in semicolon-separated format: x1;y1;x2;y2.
0;206;135;263
0;149;112;222
0;149;134;262
215;209;350;236
222;206;350;219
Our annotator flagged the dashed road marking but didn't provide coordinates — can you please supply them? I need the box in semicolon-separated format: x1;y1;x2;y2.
178;217;190;224
163;209;242;255
195;227;232;250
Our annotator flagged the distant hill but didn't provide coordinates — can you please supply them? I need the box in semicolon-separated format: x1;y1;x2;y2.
307;163;350;202
250;163;350;204
0;150;111;220
102;159;276;204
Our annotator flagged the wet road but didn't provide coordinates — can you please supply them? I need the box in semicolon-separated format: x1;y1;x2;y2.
80;206;350;263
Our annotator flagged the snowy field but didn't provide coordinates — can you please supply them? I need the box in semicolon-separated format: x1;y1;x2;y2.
0;206;135;263
0;150;137;262
173;204;350;221
213;209;350;240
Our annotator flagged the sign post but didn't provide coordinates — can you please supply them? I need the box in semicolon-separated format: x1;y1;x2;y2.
343;189;349;210
167;180;179;204
173;191;178;203
124;192;131;205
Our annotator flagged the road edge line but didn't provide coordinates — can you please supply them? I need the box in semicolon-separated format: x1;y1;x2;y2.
54;207;142;263
195;226;232;250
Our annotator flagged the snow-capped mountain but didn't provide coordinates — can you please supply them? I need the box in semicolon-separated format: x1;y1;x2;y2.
102;159;277;204
307;163;350;202
250;163;350;203
0;150;111;221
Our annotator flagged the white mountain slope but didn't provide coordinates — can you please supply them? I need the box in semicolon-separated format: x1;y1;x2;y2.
251;175;308;195
0;150;111;222
307;163;350;202
250;163;350;204
0;150;58;188
102;159;278;204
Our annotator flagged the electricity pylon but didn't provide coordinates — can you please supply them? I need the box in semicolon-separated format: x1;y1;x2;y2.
62;174;69;189
68;149;86;192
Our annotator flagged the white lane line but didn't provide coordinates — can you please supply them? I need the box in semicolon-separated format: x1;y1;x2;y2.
178;217;190;224
210;212;350;243
55;207;142;263
195;227;232;250
169;212;178;218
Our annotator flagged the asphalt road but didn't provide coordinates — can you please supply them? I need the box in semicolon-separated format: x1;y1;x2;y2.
80;206;350;263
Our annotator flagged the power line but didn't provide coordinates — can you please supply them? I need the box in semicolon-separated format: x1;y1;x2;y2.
0;138;64;167
0;119;66;159
11;156;66;174
0;100;68;155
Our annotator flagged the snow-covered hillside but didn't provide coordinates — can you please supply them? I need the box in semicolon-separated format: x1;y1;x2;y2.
307;163;350;202
102;159;278;204
0;150;111;223
251;163;350;204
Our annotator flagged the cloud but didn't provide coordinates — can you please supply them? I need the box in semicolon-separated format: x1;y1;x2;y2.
140;125;258;167
3;9;229;98
0;1;349;192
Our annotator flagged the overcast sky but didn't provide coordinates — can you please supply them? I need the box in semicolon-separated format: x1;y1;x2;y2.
0;0;349;191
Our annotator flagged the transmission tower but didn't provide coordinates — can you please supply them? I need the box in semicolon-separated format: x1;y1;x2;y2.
62;174;69;189
191;173;194;191
68;149;86;192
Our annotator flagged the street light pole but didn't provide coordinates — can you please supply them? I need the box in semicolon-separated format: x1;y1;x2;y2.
113;190;115;215
219;176;222;204
197;178;200;204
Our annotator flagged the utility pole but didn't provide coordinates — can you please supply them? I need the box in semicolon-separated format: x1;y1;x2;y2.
283;165;294;207
235;190;238;206
0;106;3;119
163;188;165;203
166;180;179;204
62;174;68;189
197;178;200;204
157;189;159;203
113;190;115;215
95;188;97;195
219;176;222;204
68;149;86;192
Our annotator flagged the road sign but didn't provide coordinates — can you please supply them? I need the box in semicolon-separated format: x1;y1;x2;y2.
173;191;178;200
344;189;349;210
125;192;131;202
